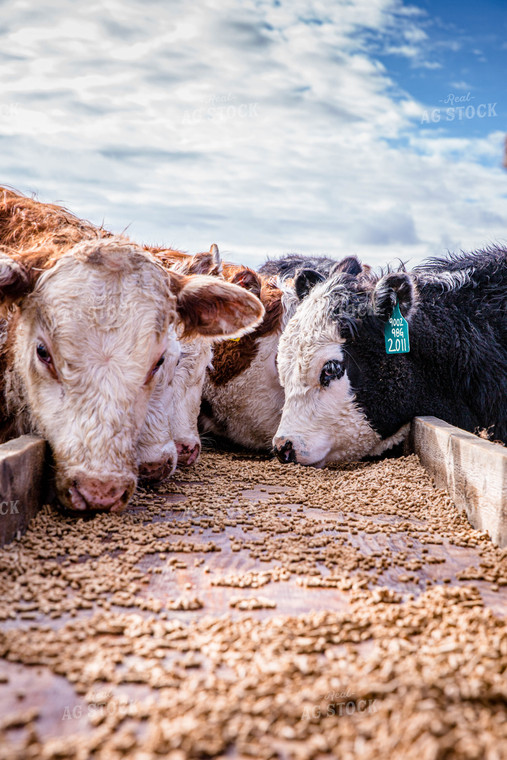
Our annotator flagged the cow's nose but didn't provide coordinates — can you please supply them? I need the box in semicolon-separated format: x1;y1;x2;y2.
138;456;176;483
175;441;201;467
275;439;297;464
70;477;133;512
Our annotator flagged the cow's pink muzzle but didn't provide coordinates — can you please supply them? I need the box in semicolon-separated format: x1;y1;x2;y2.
68;475;136;513
175;440;201;467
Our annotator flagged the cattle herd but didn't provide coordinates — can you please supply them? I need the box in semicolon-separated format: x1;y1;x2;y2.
0;186;505;514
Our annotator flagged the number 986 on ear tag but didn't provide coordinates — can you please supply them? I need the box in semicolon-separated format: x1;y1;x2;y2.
384;301;410;354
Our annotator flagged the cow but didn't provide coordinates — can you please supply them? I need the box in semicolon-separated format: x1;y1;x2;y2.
273;246;507;466
200;255;368;450
0;187;224;473
0;195;264;512
140;243;222;470
121;246;223;475
199;264;286;450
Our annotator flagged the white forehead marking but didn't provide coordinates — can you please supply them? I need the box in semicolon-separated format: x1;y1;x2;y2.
277;286;343;392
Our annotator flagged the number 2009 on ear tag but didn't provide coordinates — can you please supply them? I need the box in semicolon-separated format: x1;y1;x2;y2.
384;300;410;354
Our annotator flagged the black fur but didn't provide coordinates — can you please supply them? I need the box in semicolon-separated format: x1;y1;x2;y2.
260;254;367;305
373;272;417;321
259;253;340;278
294;268;326;300
330;256;364;277
259;253;363;280
320;246;506;443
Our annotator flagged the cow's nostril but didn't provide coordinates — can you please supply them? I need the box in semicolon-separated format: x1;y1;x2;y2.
176;441;201;467
139;458;175;483
110;489;130;513
276;440;297;464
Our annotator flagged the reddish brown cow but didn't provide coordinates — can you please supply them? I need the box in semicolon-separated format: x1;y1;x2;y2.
0;188;226;472
0;188;264;511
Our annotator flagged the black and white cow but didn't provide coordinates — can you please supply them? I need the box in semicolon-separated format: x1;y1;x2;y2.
274;246;507;465
200;255;369;450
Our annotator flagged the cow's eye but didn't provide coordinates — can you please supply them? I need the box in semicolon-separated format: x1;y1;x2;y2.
319;359;344;387
36;342;52;366
145;353;165;384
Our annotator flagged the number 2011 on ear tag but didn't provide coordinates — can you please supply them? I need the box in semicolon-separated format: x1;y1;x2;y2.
384;300;410;354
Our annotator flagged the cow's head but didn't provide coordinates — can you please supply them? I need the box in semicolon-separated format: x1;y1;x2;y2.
200;256;370;453
0;238;263;510
167;338;213;467
146;247;271;468
139;243;224;471
273;267;417;466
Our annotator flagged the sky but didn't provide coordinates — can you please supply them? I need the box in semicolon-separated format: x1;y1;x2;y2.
0;0;506;269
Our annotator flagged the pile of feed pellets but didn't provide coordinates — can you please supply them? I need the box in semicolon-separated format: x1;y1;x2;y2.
0;450;506;759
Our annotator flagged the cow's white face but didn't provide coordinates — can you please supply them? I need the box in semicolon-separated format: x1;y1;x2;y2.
274;293;382;465
13;245;180;512
167;338;212;467
2;239;264;511
136;331;181;481
138;244;217;473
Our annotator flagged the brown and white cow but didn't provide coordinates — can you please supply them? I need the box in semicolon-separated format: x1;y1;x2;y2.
200;255;367;450
199;264;286;450
0;188;226;473
0;191;264;512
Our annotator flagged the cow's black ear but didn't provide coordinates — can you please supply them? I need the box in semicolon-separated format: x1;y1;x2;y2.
294;268;326;301
373;272;417;321
330;256;363;277
0;253;32;307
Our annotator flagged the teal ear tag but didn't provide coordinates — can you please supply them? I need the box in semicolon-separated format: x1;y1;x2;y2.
384;300;410;354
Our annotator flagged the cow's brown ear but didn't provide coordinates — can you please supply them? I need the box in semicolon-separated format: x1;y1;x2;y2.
228;267;262;299
168;272;265;339
0;253;32;307
187;244;222;277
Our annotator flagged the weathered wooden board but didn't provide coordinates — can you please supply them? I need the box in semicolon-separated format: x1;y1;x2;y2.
411;416;507;547
0;435;47;546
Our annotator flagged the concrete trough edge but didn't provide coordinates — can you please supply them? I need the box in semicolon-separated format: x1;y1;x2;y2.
410;416;507;547
0;434;47;546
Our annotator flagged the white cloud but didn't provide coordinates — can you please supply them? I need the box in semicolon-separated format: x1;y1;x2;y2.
0;0;505;271
417;60;442;69
450;81;473;90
